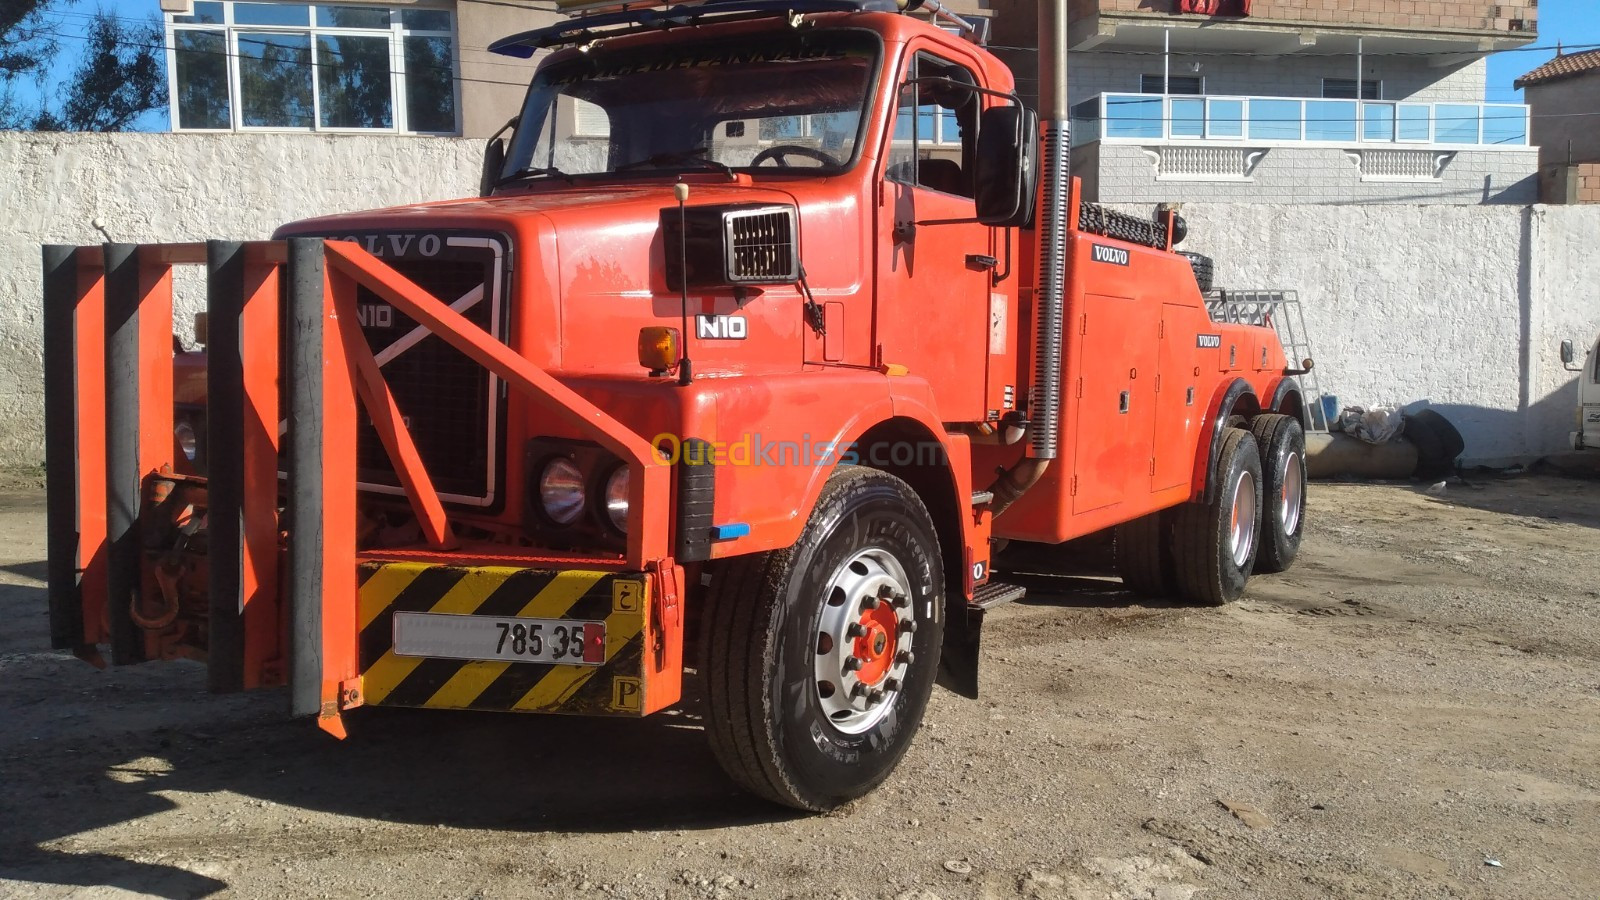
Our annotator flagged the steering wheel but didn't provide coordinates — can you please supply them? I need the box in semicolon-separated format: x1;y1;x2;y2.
751;145;842;168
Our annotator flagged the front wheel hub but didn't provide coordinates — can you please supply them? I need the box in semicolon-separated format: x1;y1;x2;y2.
814;548;915;734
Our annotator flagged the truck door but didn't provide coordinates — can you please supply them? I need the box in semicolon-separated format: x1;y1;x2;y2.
875;51;992;423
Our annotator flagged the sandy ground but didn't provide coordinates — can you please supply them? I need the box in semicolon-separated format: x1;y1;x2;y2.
2;472;1598;900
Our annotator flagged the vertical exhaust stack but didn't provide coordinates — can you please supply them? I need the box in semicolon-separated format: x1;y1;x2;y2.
1030;0;1069;463
988;0;1069;517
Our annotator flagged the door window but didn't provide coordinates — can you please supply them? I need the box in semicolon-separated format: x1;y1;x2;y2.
885;52;978;198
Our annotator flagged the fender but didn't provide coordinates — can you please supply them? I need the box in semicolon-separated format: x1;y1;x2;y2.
1265;376;1307;430
1194;377;1259;505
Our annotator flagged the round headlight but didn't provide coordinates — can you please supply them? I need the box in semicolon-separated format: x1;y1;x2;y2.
538;458;586;525
174;420;198;461
604;466;630;533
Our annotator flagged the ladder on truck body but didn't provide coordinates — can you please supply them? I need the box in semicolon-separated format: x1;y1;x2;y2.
1204;290;1330;432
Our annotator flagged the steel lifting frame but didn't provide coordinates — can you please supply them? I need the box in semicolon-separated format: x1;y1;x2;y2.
45;238;674;737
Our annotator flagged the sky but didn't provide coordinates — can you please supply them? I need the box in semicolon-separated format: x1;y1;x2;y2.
1485;0;1600;103
9;0;1599;130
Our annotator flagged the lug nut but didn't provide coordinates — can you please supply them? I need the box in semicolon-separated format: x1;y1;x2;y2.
851;683;868;698
898;621;917;635
861;595;879;610
867;688;886;704
843;657;863;672
896;650;914;665
846;623;866;639
884;678;902;692
893;593;911;609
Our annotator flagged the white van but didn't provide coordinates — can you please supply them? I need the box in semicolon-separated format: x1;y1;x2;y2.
1570;335;1600;451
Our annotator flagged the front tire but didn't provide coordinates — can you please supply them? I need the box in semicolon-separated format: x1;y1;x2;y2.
1170;428;1262;606
701;467;945;811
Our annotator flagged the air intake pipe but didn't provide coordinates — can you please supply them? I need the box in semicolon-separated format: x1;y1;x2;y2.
988;0;1069;519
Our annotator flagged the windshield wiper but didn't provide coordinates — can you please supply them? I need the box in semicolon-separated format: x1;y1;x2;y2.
495;165;574;187
615;147;733;176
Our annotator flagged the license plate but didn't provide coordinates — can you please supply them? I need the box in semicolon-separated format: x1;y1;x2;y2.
393;612;606;665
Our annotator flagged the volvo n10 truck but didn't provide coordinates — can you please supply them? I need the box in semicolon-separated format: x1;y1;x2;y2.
42;0;1309;810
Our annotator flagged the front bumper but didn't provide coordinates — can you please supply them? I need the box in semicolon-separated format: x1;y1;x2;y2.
356;561;678;716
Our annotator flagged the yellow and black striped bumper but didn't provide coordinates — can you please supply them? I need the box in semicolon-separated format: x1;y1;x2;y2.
357;562;655;715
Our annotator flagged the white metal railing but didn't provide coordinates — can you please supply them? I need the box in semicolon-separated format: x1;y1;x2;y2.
1070;93;1530;149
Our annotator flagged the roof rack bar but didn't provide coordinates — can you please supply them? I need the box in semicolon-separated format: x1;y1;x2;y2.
919;0;984;44
490;0;898;56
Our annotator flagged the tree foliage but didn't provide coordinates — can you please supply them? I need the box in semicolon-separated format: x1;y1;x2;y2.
0;1;168;131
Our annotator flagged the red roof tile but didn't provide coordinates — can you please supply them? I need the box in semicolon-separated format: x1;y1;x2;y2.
1515;49;1600;89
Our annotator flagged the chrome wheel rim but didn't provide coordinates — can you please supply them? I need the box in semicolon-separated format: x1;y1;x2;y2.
1280;451;1304;536
813;547;914;735
1229;469;1258;569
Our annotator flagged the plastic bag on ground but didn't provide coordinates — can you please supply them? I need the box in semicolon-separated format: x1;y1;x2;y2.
1336;406;1405;444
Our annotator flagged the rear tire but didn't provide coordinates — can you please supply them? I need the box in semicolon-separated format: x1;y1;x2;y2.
1250;414;1307;574
1115;511;1174;597
1170;428;1262;606
700;467;944;811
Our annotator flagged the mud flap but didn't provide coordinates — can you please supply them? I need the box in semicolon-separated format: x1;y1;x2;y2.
936;605;983;699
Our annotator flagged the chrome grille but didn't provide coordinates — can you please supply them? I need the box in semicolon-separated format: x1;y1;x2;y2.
724;207;797;282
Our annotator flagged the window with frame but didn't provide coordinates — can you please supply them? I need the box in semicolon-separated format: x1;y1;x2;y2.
1139;74;1203;95
166;0;459;134
886;53;977;198
1322;78;1381;100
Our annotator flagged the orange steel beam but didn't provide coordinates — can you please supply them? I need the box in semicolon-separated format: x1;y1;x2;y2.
327;268;456;549
239;243;284;688
323;241;670;567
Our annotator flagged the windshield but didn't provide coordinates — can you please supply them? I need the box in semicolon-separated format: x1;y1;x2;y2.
500;29;879;182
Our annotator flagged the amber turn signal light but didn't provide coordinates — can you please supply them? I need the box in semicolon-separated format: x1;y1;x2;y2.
638;326;681;375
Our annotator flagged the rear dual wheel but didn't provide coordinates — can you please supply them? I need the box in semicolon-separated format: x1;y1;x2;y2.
701;467;944;811
1250;414;1307;574
1170;427;1263;606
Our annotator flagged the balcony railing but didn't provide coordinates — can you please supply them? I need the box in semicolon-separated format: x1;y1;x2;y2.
1071;93;1531;149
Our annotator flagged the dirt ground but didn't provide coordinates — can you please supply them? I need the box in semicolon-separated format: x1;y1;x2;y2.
2;471;1599;900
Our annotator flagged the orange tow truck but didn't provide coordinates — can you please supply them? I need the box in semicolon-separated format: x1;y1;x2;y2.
42;0;1309;810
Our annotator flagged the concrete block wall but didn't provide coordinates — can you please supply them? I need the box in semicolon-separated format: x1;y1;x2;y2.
0;132;1592;466
1080;143;1539;205
1136;203;1600;464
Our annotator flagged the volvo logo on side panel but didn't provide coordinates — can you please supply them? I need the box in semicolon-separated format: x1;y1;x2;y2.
1091;244;1130;266
697;314;748;340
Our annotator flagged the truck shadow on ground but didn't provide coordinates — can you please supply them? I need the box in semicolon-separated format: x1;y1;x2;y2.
4;556;1187;898
0;569;796;898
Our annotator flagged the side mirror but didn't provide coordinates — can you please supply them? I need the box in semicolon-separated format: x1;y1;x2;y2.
1561;339;1576;366
478;115;519;198
974;105;1038;227
479;137;507;198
